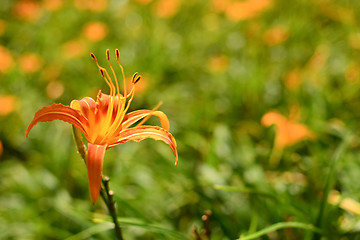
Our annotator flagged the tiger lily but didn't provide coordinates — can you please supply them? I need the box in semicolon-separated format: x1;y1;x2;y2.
261;110;314;166
26;49;178;203
261;110;314;150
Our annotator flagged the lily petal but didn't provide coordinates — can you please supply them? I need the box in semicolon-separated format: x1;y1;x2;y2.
25;103;89;139
70;97;96;121
122;110;170;130
87;143;106;203
110;126;178;165
96;91;123;119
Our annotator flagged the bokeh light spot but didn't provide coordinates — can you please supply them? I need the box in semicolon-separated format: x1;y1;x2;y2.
18;53;43;73
263;26;289;46
0;46;14;74
46;81;64;99
207;55;229;73
83;22;109;42
225;0;272;22
13;0;43;21
152;0;181;18
43;0;64;11
73;0;108;12
62;40;87;58
0;95;18;116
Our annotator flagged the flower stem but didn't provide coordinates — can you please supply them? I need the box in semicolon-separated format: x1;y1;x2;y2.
72;126;124;240
100;176;124;240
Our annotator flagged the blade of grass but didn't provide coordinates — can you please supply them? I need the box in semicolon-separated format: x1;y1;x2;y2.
66;217;188;240
313;135;350;240
237;222;323;240
65;222;114;240
116;218;189;240
248;213;258;234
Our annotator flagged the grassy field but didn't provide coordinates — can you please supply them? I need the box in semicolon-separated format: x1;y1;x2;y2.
1;0;360;239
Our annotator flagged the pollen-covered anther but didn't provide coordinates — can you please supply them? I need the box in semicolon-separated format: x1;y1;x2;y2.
106;49;110;61
132;72;141;84
90;53;96;61
99;68;105;77
115;49;120;60
132;72;138;81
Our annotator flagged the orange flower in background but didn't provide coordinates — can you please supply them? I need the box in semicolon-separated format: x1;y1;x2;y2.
73;0;108;12
13;0;43;21
153;0;181;18
263;25;289;46
261;110;314;151
207;55;229;73
26;49;178;203
83;22;109;42
0;95;18;116
226;0;272;22
62;39;88;59
329;190;360;215
18;53;44;73
43;0;63;11
284;68;302;90
212;0;231;12
0;46;14;74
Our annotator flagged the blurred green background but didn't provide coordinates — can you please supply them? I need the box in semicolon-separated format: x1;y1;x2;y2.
1;0;360;239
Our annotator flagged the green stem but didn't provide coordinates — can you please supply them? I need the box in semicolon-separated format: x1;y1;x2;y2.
237;222;323;240
72;126;124;240
313;137;348;240
101;176;124;240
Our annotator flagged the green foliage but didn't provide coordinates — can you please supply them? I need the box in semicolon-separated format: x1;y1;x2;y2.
1;0;360;239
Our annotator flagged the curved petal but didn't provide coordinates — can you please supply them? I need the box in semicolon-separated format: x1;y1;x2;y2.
110;126;178;165
121;110;170;131
70;97;96;121
96;91;123;120
87;143;106;204
25;103;89;139
261;111;287;127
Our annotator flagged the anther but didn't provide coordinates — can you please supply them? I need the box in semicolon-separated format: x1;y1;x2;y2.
99;68;105;77
133;75;141;84
106;49;110;61
132;72;138;81
90;53;96;61
115;49;120;60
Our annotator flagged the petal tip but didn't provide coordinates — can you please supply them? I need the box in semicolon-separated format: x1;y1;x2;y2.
87;143;106;204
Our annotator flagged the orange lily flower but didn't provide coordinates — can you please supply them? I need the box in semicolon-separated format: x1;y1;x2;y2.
261;111;314;150
26;49;178;203
261;110;314;165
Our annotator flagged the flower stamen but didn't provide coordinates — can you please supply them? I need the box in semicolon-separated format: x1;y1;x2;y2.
132;72;141;84
135;101;163;128
106;49;121;96
115;49;127;98
91;53;115;97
